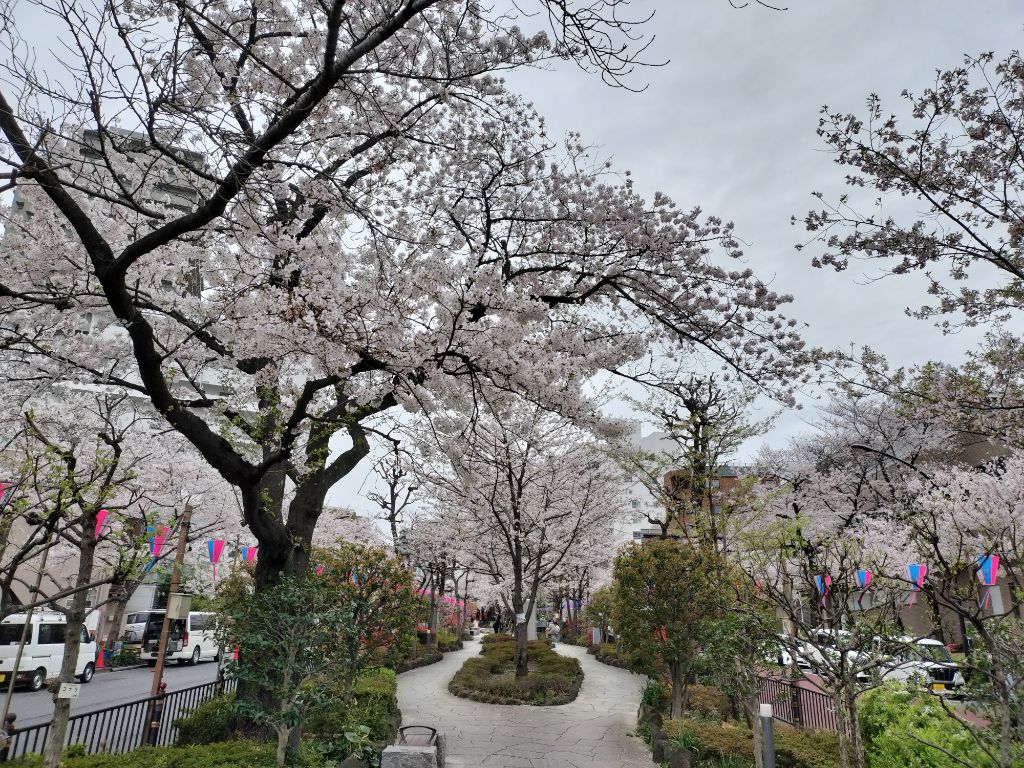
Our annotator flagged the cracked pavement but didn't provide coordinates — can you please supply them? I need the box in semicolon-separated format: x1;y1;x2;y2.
396;637;654;768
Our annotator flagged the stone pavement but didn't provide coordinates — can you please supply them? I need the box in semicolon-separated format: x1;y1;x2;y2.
396;638;653;768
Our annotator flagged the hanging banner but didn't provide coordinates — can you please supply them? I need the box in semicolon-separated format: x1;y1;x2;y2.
94;509;108;541
207;539;225;580
977;554;1000;609
240;546;258;563
813;574;831;605
906;563;927;605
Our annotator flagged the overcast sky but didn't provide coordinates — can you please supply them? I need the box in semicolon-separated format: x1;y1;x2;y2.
332;0;1024;514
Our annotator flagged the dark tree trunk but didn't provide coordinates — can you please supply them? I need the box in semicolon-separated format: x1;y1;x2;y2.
42;523;97;768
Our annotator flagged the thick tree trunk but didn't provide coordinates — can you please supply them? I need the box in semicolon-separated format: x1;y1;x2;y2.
669;662;685;719
42;525;97;768
514;619;529;678
833;683;865;768
101;578;142;649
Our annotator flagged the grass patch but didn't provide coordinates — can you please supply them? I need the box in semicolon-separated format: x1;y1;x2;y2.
448;634;583;705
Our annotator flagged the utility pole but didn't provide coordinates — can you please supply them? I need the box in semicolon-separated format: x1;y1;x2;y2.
144;505;192;744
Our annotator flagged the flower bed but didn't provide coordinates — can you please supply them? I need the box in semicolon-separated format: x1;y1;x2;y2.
394;648;443;673
448;634;583;705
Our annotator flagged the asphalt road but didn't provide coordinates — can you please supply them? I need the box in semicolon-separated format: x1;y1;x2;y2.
4;660;221;729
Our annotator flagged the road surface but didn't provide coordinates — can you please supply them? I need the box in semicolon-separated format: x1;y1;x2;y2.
4;660;221;729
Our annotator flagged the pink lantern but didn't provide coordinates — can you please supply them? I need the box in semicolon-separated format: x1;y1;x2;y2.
207;539;225;580
94;509;108;541
150;527;170;557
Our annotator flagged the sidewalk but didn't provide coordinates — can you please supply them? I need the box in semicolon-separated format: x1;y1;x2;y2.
396;638;653;768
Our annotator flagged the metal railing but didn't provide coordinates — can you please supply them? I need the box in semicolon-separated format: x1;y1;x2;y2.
757;675;838;732
3;678;236;761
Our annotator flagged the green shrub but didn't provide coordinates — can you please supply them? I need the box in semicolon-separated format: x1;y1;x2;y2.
663;718;839;768
304;666;399;750
174;693;235;746
774;727;841;768
663;718;754;763
641;679;669;713
108;647;141;667
597;642;617;658
437;629;458;647
859;683;997;768
685;684;730;720
449;635;583;705
6;741;315;768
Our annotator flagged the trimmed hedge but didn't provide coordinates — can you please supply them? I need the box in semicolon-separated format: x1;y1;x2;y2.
394;649;442;673
172;668;399;754
449;634;583;705
6;741;312;768
174;693;235;746
663;717;841;768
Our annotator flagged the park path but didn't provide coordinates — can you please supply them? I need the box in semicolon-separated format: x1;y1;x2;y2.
396;637;653;768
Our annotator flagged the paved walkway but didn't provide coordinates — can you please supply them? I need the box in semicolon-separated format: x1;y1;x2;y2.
396;638;653;768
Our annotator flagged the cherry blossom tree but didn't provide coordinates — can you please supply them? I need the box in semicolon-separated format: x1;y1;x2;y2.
414;396;621;677
0;0;813;600
802;50;1024;331
888;460;1024;768
0;389;231;768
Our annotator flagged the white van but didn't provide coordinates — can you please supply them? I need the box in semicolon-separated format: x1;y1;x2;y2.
121;611;153;644
876;637;965;695
0;612;97;691
141;611;219;666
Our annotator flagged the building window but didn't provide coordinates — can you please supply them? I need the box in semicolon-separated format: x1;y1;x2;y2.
631;499;641;509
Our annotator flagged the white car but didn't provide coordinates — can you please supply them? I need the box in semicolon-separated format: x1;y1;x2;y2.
876;637;965;695
0;612;97;691
141;611;220;666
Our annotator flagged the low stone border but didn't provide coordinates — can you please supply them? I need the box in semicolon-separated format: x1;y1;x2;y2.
395;650;444;674
637;702;696;768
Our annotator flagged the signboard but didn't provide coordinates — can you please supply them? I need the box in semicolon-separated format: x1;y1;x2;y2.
58;683;81;699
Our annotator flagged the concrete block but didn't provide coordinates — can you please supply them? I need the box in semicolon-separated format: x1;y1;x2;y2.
381;745;438;768
435;733;446;768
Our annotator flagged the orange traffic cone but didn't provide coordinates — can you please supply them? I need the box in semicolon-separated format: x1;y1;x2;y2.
95;644;106;670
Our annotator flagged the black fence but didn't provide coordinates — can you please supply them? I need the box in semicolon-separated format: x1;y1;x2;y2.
757;675;838;732
3;678;236;761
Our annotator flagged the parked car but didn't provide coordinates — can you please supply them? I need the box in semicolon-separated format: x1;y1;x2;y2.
141;611;220;666
875;637;965;695
765;634;803;668
0;612;97;691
